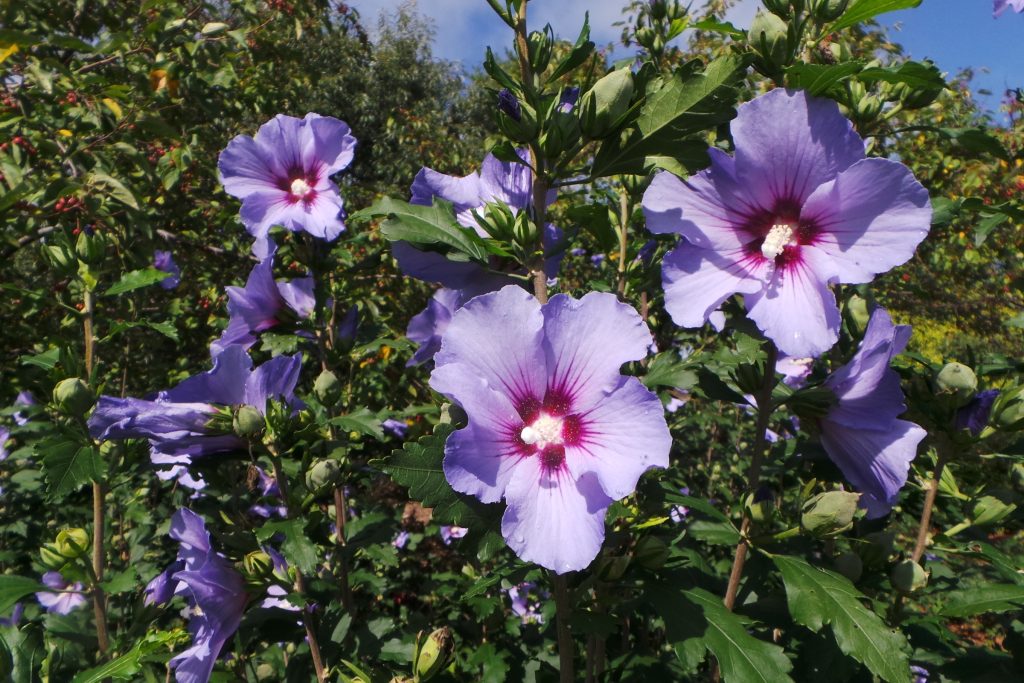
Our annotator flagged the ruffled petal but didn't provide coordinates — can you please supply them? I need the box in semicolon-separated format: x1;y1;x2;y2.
661;244;766;328
745;248;841;358
432;285;547;406
568;377;671;499
501;458;612;573
406;288;463;367
305;113;356;175
540;291;653;410
88;397;215;442
643;152;759;249
163;345;253;405
802;158;931;284
276;276;315;319
217;135;280;199
243;354;302;413
732;89;864;207
433;363;526;503
410;167;482;212
819;418;926;518
479;151;533;211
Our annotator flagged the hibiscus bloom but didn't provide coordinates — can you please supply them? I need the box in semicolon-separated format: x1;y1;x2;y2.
218;113;356;251
819;308;926;517
211;241;314;356
36;572;87;615
406;288;465;366
154;250;181;290
89;346;302;477
147;509;248;683
994;0;1024;17
430;286;670;573
643;89;930;357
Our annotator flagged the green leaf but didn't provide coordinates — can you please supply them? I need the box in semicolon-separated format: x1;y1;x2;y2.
773;555;910;683
687;520;741;546
858;60;945;92
331;407;385;440
104;268;172;296
548;12;595;81
372;424;502;531
940;583;1024;617
691;18;745;37
829;0;923;32
71;630;183;683
0;576;45;616
650;583;794;682
643;351;698;390
785;62;864;96
100;567;139;595
39;437;106;498
592;55;743;177
256;519;319;575
696;367;747;404
20;347;60;370
88;172;139;210
102;320;179;342
351;197;490;262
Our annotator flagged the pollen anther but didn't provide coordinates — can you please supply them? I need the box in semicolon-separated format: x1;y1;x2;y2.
290;177;313;198
762;223;797;260
520;413;564;448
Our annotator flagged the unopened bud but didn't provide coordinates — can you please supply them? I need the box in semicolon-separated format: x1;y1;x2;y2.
801;490;860;537
936;362;977;396
43;243;78;274
527;27;553;72
56;528;89;559
415;627;455;682
833;551;863;583
890;559;928;593
52;378;95;416
634;536;669;569
814;0;849;21
750;10;791;72
75;229;105;265
305;458;341;496
243;550;274;580
845;294;870;334
313;370;342;407
579;68;634;139
745;489;776;526
233;405;265;438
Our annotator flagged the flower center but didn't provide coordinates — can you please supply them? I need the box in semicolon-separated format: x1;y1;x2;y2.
761;223;797;260
520;413;564;449
289;177;313;198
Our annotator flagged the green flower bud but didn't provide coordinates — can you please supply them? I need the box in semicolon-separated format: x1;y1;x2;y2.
750;9;791;71
832;551;863;583
855;94;883;121
634;535;669;570
415;627;455;682
594;554;631;581
527;27;553;73
313;369;342;407
497;102;538;144
43;242;78;275
243;550;274;580
540;111;581;161
232;405;265;439
305;458;342;496
52;378;95;416
762;0;791;18
890;559;928;593
936;362;977;395
512;211;540;252
801;490;860;537
845;294;870;334
814;0;849;21
56;528;90;559
472;201;516;242
745;490;776;526
75;230;106;265
255;663;275;681
732;362;765;396
579;68;634;139
788;386;838;421
857;530;895;570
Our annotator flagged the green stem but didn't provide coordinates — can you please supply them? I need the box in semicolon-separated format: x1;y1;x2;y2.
552;573;574;683
723;344;778;611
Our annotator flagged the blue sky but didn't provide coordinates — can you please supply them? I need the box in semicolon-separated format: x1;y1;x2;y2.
351;0;1023;115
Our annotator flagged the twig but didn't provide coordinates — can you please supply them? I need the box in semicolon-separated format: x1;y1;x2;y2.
723;344;778;611
911;444;951;563
552;573;574;683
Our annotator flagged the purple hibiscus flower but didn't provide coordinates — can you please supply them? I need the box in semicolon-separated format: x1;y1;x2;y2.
36;571;87;615
13;390;37;426
406;288;466;367
643;89;931;358
0;603;24;627
211;241;315;357
995;0;1024;16
218;113;356;252
393;530;411;549
505;581;546;624
0;426;9;462
439;525;468;545
393;149;562;294
955;389;999;436
819;308;927;518
382;418;409;439
154;250;181;290
147;509;248;683
778;354;814;388
429;285;671;573
89;345;302;465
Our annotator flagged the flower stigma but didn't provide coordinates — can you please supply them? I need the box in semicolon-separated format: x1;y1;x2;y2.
761;223;797;260
520;413;564;449
289;177;313;199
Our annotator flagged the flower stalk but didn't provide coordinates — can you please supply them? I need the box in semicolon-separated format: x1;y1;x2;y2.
723;344;778;611
911;443;951;563
552;573;574;683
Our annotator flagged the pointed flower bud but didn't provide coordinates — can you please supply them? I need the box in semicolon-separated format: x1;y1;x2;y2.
936;362;977;395
497;88;521;122
305;458;342;496
415;627;455;682
233;405;265;438
53;378;95;416
579;69;634;139
750;9;791;72
314;369;342;407
890;559;928;593
801;490;860;537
